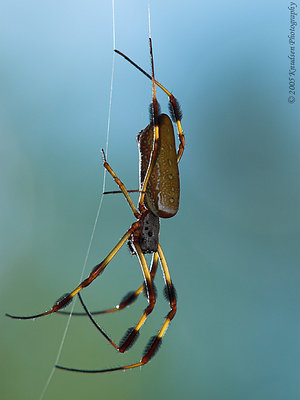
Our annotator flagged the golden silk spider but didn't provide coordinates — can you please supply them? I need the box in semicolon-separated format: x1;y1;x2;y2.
6;38;185;373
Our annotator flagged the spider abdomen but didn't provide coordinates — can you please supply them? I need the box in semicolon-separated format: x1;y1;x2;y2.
138;113;180;218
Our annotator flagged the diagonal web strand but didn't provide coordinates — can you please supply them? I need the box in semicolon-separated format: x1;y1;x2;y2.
38;1;116;399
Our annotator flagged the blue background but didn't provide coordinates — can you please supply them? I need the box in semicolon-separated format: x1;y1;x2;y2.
1;1;300;399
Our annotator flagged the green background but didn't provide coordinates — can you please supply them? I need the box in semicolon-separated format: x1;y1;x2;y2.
1;1;300;399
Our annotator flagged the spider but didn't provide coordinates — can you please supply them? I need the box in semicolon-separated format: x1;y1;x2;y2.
6;38;185;373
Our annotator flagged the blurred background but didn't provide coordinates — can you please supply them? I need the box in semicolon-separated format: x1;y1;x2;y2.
1;1;300;399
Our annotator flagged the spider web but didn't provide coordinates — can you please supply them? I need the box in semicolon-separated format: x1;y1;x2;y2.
39;1;153;397
38;1;116;399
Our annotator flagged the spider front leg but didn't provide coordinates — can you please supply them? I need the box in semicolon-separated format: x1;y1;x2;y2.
75;251;158;353
5;224;138;320
58;251;159;317
126;245;177;367
57;150;161;321
56;242;158;373
117;240;156;352
56;245;177;374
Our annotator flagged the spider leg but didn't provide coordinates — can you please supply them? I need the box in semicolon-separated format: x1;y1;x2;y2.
71;252;158;353
5;223;138;320
56;245;157;373
103;189;140;195
156;244;177;339
121;245;176;366
114;48;184;164
55;245;176;373
101;149;140;219
57;252;159;316
77;292;119;351
116;241;156;352
138;38;160;213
